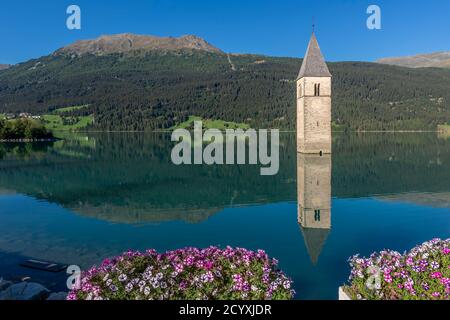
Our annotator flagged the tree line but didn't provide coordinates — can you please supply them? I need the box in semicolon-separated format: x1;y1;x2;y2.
0;49;449;131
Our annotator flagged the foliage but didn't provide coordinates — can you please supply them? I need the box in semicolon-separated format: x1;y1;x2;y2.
41;114;93;131
67;246;294;300
53;105;90;113
345;238;450;300
171;116;250;130
0;50;449;131
0;118;53;140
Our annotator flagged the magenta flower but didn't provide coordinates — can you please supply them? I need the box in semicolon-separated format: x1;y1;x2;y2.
346;238;449;300
67;246;294;300
431;272;442;279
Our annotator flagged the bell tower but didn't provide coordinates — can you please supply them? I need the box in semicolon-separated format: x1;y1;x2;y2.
297;33;332;154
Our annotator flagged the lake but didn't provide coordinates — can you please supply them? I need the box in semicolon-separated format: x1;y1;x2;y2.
0;132;449;299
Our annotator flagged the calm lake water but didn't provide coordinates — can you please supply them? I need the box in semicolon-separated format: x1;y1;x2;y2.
0;132;449;299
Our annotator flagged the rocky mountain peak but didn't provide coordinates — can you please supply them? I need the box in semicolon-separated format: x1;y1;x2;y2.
55;33;223;56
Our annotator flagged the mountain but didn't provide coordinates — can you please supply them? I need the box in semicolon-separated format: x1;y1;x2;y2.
0;33;450;131
377;51;450;68
55;33;223;56
0;64;10;70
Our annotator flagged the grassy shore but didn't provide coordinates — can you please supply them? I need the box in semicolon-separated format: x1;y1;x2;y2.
42;114;94;131
171;116;250;131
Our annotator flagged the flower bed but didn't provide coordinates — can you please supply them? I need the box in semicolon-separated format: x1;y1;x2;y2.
68;246;294;300
344;238;449;300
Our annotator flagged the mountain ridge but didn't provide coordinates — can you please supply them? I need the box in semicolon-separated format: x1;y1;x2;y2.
1;34;450;131
54;33;223;56
377;51;450;69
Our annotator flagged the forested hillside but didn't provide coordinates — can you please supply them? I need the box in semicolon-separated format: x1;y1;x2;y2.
0;47;449;131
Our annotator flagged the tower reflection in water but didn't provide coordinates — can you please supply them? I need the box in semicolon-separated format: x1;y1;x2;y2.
297;153;332;265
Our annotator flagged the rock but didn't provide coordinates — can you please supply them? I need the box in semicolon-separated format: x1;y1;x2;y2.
0;282;50;300
47;292;68;300
0;279;13;291
338;286;351;300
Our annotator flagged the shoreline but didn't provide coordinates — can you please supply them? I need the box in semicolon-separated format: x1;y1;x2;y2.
49;129;443;134
0;138;59;143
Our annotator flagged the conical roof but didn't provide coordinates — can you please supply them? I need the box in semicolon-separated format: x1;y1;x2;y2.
300;226;330;265
298;33;331;79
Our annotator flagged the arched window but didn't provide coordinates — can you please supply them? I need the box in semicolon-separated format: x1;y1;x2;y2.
314;83;321;96
314;209;321;221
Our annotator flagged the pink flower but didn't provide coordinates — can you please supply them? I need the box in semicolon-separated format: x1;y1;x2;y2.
431;272;442;279
204;260;213;270
432;292;440;297
384;274;393;283
406;257;414;266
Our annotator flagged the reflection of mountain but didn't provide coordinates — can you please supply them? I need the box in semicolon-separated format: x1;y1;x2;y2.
70;204;221;224
297;154;332;265
1;133;450;224
378;192;450;209
0;133;297;223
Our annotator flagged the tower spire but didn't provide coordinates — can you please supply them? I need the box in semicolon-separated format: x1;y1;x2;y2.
312;16;315;33
297;33;331;79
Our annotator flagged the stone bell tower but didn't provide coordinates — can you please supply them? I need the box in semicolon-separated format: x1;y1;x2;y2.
297;33;332;154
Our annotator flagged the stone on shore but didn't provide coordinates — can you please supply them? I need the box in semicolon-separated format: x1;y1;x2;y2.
47;292;68;300
0;282;50;300
0;279;13;291
338;286;351;300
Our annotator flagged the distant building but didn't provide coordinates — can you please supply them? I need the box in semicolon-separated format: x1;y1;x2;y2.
19;112;32;118
297;153;332;265
297;32;332;154
5;113;16;120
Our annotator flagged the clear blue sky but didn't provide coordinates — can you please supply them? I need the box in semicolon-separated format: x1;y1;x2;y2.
1;0;449;64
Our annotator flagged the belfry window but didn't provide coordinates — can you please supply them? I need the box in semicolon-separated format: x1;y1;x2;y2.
314;209;321;221
314;83;320;96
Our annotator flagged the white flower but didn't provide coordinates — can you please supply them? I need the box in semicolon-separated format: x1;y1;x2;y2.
125;283;133;292
283;280;291;290
118;274;127;282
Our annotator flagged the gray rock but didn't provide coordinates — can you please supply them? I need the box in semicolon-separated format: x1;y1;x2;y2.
338;286;351;300
0;280;13;291
47;292;68;300
0;282;50;300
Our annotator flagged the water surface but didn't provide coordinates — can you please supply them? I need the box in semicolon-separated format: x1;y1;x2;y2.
0;133;449;299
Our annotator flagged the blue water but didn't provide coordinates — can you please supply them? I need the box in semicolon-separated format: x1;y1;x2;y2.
0;132;449;299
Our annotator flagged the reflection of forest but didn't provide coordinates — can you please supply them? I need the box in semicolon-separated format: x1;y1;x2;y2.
0;133;450;224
